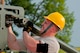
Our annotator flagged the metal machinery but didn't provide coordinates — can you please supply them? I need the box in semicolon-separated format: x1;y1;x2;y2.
0;5;28;50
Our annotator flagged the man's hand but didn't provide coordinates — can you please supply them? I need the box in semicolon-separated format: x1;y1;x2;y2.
5;23;12;27
23;21;33;33
5;15;13;27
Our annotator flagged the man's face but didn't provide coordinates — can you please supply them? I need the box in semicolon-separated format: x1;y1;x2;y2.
40;19;51;33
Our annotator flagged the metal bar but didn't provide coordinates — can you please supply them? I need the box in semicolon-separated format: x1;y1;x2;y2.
57;38;79;53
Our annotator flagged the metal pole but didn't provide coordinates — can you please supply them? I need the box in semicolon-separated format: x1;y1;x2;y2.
57;38;79;53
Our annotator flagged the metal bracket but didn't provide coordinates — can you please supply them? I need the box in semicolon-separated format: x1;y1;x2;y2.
0;5;25;50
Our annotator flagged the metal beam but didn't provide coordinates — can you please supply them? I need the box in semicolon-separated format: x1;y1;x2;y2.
57;38;79;53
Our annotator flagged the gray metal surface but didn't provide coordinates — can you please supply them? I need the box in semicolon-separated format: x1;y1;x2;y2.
0;5;24;50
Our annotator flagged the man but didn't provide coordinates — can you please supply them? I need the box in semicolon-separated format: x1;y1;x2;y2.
7;12;65;53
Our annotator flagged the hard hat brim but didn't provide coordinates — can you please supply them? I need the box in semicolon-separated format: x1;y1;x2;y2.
44;16;48;19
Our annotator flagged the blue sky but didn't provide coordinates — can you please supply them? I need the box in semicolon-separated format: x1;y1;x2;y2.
14;0;80;47
66;0;80;47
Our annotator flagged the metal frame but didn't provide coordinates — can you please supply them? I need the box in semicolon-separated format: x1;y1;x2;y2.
0;5;24;50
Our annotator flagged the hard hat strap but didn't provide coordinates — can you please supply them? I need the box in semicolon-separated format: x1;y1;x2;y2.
41;23;53;35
